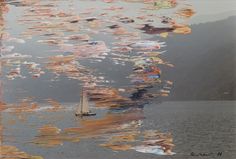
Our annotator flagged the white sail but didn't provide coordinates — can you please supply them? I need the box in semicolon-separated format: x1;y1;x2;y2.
76;97;82;114
76;89;89;115
82;91;89;113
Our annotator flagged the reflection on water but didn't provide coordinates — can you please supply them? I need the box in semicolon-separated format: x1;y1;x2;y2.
0;0;197;158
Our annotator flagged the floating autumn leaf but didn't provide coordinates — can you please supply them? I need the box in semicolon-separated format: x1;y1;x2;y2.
0;145;44;159
7;101;39;113
87;87;134;108
33;125;80;147
143;130;165;138
145;0;177;10
46;99;64;111
38;125;61;136
176;8;195;18
33;125;63;147
113;27;138;36
108;133;137;143
173;25;191;34
46;55;91;80
99;129;175;155
0;102;7;111
103;0;115;3
64;34;90;41
21;61;44;78
160;32;168;38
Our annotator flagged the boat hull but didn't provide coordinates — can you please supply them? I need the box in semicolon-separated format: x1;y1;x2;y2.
75;112;96;117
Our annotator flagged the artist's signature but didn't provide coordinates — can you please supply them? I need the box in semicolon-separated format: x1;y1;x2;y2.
190;152;223;157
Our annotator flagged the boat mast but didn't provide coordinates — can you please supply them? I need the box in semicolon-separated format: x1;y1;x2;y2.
82;88;89;113
80;87;83;113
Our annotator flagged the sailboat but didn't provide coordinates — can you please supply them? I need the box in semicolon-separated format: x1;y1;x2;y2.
75;88;96;117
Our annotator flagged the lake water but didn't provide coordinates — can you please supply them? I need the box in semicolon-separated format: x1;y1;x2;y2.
0;0;235;159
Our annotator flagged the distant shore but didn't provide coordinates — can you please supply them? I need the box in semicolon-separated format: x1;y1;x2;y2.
160;16;236;101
